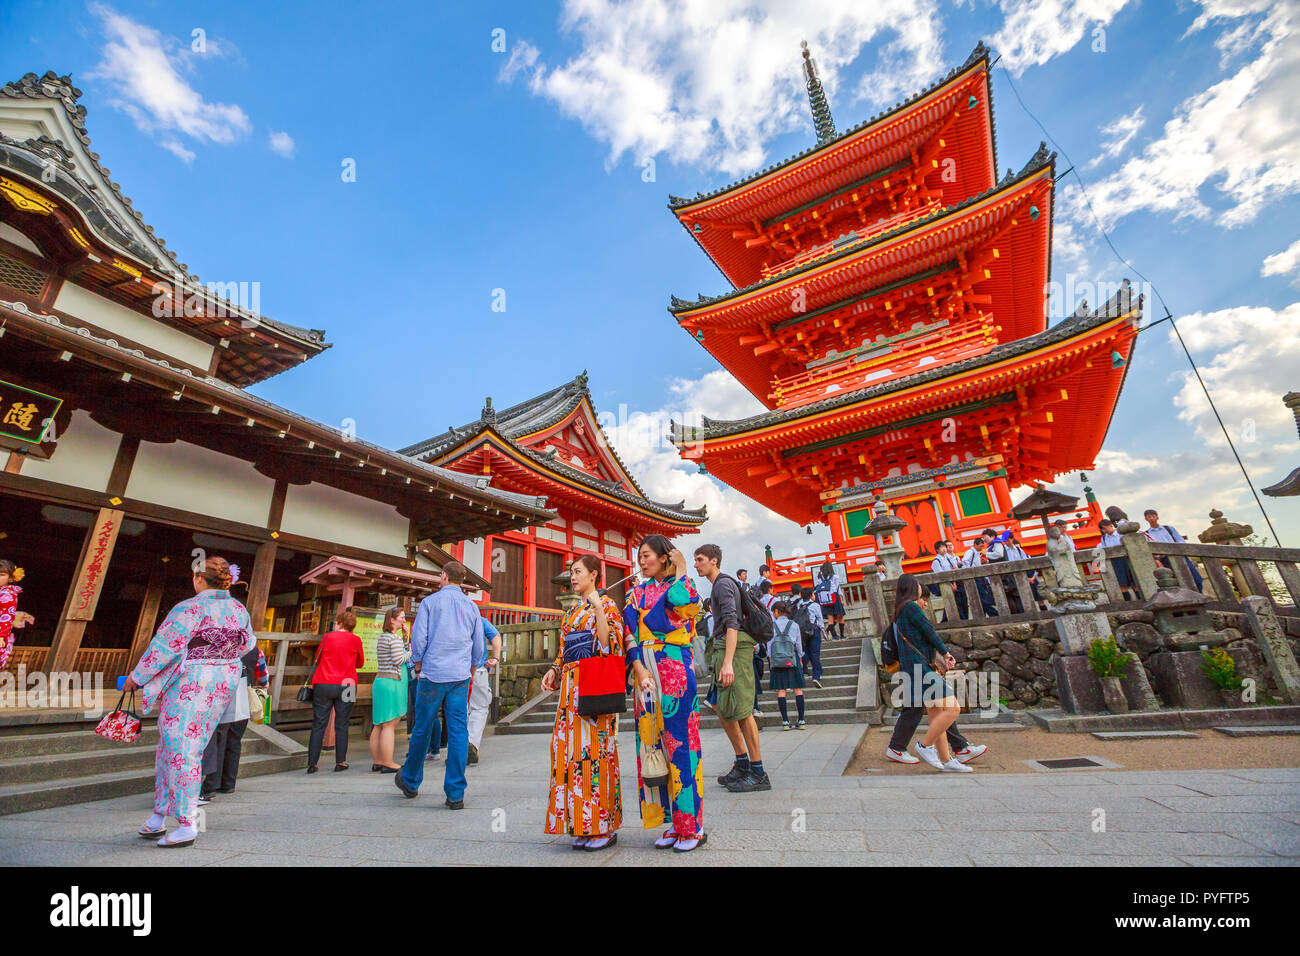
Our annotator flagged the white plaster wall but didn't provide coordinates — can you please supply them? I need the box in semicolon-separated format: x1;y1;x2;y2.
281;482;408;556
461;537;485;579
20;408;120;491
53;282;215;372
125;440;275;527
0;223;42;256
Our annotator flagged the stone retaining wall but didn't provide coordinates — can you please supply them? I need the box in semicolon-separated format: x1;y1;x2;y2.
939;609;1300;710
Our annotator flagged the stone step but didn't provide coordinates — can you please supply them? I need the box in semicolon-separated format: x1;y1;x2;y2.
0;751;306;816
1091;730;1201;740
495;707;874;735
0;734;278;785
1212;725;1300;737
0;726;162;759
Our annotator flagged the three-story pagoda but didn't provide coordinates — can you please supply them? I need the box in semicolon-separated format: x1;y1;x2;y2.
669;43;1140;581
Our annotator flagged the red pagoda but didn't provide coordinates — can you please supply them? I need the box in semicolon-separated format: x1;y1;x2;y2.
668;43;1140;585
403;373;706;618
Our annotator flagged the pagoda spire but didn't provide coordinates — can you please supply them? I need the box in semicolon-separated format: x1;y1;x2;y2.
801;41;837;144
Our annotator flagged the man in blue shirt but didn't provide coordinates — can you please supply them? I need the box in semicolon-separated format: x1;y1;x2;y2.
395;560;480;809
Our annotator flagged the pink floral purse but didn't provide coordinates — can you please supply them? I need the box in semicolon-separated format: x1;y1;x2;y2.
95;690;142;743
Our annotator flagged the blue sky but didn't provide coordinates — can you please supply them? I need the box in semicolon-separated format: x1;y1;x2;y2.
3;0;1297;566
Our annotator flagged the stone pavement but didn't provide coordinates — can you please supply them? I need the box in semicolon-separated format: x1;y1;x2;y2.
1;724;1297;866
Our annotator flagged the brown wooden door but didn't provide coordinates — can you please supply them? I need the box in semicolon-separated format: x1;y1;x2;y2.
534;548;565;609
490;539;526;606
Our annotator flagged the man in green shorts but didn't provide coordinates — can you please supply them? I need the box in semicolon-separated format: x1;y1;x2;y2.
693;544;771;793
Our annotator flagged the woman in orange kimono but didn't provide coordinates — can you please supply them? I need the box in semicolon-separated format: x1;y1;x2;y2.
542;554;624;851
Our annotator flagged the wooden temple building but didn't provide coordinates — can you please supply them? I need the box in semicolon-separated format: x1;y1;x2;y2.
668;43;1140;585
401;374;707;621
0;72;556;686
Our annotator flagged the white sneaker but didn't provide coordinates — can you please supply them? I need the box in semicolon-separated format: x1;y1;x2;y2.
914;743;944;769
953;744;987;764
942;758;973;773
886;747;920;764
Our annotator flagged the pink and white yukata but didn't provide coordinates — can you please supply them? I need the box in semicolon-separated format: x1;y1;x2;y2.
129;590;254;827
0;584;21;670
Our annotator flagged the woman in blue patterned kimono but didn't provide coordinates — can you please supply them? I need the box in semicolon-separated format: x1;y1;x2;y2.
623;535;705;852
123;556;255;848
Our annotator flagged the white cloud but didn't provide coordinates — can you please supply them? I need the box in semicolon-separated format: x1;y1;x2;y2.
268;130;295;158
991;0;1132;74
499;0;948;176
159;137;195;163
1086;300;1300;544
1261;238;1300;286
1167;302;1300;443
1081;0;1300;229
1085;105;1145;169
88;3;252;155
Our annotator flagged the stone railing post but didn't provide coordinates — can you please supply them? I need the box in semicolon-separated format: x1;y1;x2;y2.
1242;595;1300;704
1121;530;1159;598
862;575;888;637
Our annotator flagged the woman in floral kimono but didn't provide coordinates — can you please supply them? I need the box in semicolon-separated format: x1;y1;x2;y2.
0;560;33;670
542;554;624;851
123;555;255;848
623;535;705;852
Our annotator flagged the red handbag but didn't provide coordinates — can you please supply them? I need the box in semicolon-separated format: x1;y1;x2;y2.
577;652;628;717
95;690;142;743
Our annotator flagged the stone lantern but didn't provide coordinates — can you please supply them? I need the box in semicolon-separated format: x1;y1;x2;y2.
1143;566;1222;649
1198;509;1254;597
860;499;907;579
552;569;581;612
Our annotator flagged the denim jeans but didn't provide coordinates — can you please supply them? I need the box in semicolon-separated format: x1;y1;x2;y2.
400;678;470;801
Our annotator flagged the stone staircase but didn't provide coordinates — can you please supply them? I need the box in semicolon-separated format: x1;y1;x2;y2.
0;709;308;815
496;637;877;735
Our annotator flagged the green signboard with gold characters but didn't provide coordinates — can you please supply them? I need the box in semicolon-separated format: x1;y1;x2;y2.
0;379;61;444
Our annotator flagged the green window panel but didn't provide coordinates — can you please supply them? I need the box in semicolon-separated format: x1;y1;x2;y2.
956;484;993;517
843;506;874;538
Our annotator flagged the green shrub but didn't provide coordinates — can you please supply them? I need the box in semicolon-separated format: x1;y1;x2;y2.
1087;637;1134;678
1200;647;1240;691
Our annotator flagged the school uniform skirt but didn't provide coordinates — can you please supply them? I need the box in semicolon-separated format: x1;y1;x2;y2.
823;596;845;617
769;664;805;691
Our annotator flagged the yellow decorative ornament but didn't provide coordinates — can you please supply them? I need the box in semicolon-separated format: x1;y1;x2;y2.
11;567;23;582
0;177;57;216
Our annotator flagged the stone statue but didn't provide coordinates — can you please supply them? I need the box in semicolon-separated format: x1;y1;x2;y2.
1046;525;1084;588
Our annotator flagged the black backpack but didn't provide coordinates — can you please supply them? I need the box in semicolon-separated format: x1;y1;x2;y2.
793;600;816;641
880;621;900;671
716;574;774;644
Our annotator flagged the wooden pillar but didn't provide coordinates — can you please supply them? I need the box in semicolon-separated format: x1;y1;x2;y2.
4;451;23;474
127;559;166;665
246;540;277;627
46;507;124;676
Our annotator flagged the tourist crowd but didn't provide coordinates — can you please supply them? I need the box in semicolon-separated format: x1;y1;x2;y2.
113;500;1192;851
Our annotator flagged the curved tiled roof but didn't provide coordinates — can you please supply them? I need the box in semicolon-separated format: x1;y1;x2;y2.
671;279;1140;443
666;42;996;212
400;373;707;526
669;141;1053;316
0;296;553;523
1;71;327;351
